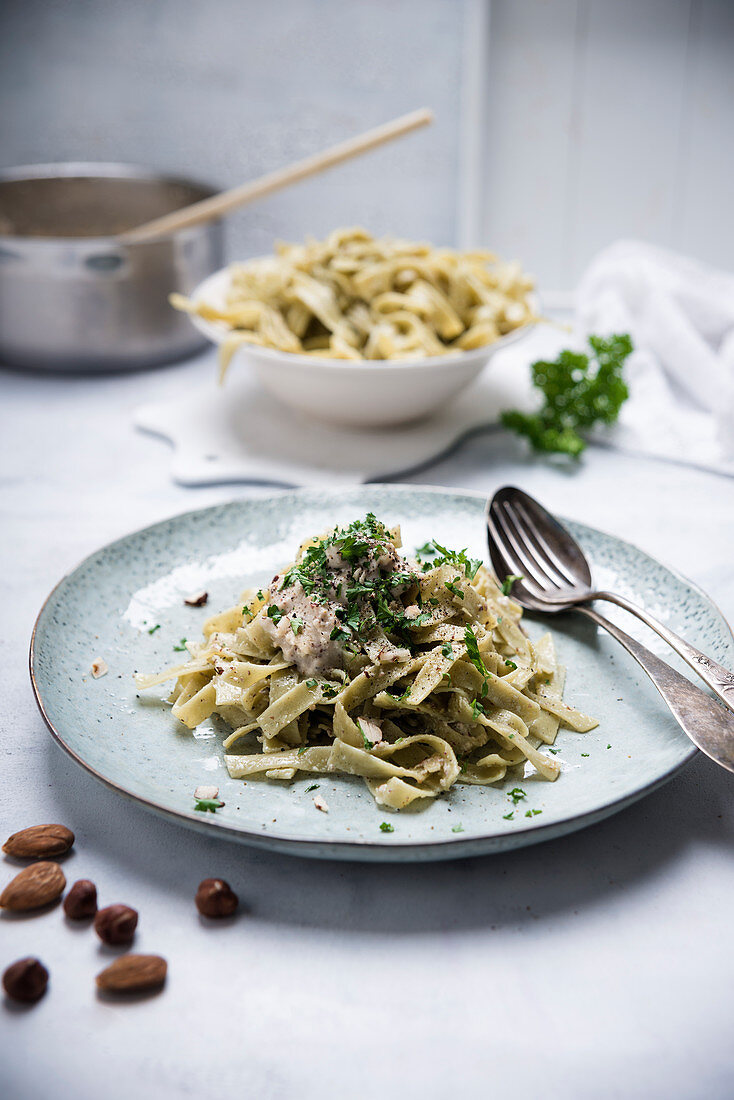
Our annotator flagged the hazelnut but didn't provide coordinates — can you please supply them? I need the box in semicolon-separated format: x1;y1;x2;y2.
63;879;98;920
195;878;238;918
3;957;49;1003
94;904;138;945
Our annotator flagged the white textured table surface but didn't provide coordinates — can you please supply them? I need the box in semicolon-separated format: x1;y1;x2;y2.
2;355;733;1100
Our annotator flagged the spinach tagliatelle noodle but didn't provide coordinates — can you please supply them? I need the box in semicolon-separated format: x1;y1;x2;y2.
136;515;597;811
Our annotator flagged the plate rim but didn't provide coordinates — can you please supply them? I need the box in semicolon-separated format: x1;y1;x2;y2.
29;484;732;860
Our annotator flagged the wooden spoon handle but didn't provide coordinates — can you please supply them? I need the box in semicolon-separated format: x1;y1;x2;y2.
119;108;434;245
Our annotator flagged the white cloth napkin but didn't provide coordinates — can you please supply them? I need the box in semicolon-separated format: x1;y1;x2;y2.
576;240;734;476
135;240;734;485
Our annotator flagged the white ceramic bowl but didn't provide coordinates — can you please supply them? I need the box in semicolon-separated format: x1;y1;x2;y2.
187;267;536;428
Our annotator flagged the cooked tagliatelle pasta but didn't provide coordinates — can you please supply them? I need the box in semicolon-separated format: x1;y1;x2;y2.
170;227;537;375
136;515;597;811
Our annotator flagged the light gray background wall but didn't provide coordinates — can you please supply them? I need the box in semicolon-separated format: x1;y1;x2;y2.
1;0;732;293
479;0;734;290
0;0;466;258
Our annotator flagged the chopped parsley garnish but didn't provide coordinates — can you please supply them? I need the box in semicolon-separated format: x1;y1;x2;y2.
305;678;318;688
581;753;590;757
297;746;309;755
173;638;187;652
607;744;611;749
305;783;319;792
444;579;464;600
357;719;373;750
416;541;437;557
464;625;489;678
549;748;561;755
503;811;514;820
267;605;284;624
330;626;351;643
501;574;523;596
441;642;453;658
451;823;465;833
380;821;394;833
525;809;542;817
501;333;633;456
471;698;485;721
257;589;264;600
428;541;482;580
291;615;304;635
147;624;161;635
194;798;224;813
322;684;339;699
504;659;517;671
508;787;526;805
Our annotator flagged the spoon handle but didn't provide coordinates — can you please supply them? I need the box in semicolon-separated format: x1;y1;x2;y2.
592;590;734;715
576;605;734;773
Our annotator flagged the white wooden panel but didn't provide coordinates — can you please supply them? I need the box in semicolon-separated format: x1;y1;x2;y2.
566;0;692;284
480;0;581;287
0;0;466;258
674;0;734;268
476;0;732;292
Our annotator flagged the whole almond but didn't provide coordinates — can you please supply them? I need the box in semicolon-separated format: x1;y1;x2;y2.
3;957;49;1003
96;954;167;994
3;824;74;860
195;877;238;918
0;861;66;911
94;904;138;945
63;879;98;920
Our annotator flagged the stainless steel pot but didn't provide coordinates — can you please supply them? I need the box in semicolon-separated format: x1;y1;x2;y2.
0;163;224;370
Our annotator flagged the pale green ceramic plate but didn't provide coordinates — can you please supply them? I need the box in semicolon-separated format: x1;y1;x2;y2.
30;486;733;861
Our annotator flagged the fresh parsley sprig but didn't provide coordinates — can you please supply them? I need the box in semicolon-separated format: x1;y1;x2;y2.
501;333;632;456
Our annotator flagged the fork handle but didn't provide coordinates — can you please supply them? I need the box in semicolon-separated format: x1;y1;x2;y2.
590;590;734;715
577;605;734;773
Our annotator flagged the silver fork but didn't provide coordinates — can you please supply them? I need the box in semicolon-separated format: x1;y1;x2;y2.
486;485;734;773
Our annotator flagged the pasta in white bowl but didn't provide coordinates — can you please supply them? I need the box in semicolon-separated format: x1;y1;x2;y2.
173;228;538;427
136;514;596;812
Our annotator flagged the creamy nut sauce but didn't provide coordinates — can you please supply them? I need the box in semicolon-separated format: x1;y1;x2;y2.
261;525;418;678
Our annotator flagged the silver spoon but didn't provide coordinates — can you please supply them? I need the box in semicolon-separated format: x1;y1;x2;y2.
486;485;734;773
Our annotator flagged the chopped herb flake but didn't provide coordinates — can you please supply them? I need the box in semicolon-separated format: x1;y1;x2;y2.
501;574;524;596
503;811;514;820
194;797;224;813
464;625;489;678
173;638;187;652
380;821;394;833
451;823;465;833
305;783;319;792
267;605;284;624
147;624;161;635
508;787;526;805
